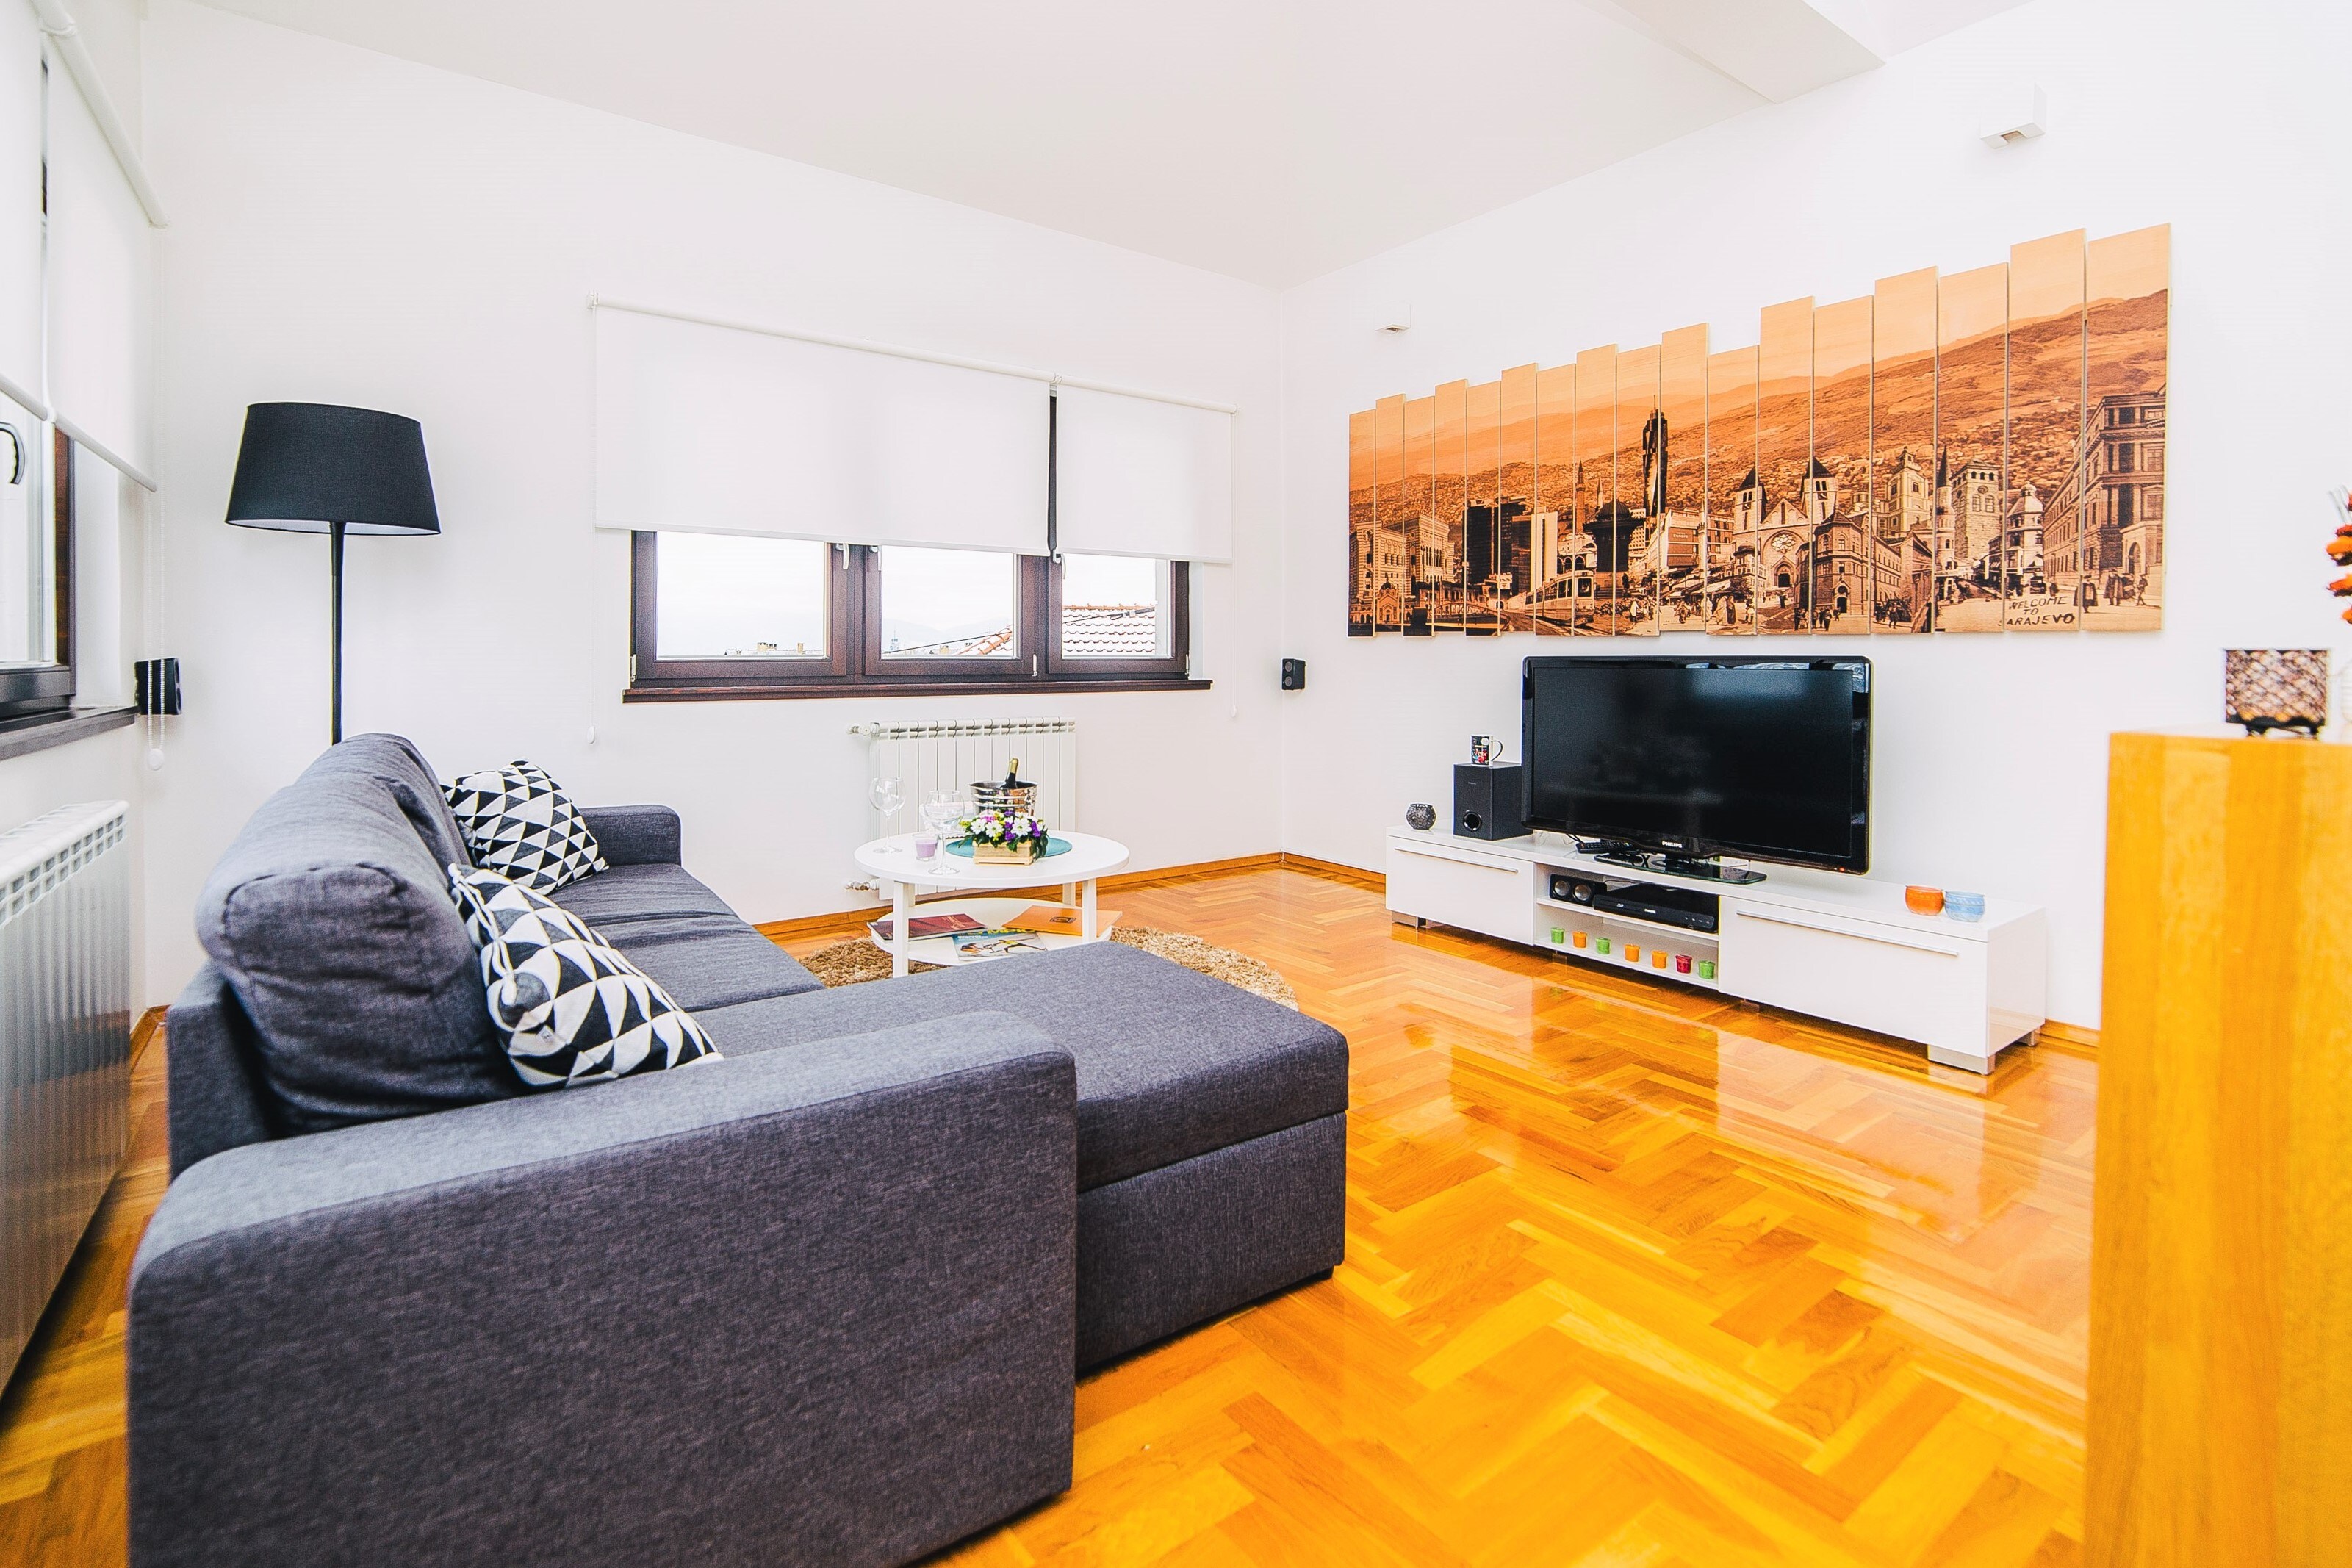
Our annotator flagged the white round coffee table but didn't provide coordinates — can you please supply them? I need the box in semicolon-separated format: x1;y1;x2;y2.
852;830;1131;977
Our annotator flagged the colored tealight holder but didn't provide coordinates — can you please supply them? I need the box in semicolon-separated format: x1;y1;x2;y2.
1904;885;1945;916
1572;930;1588;949
1675;954;1692;974
1625;944;1641;963
913;829;940;861
1697;959;1716;980
1594;937;1611;955
1945;891;1986;923
1652;951;1668;969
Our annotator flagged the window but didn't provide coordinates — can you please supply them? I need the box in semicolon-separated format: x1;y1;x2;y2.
629;534;1193;700
0;420;71;724
654;533;829;660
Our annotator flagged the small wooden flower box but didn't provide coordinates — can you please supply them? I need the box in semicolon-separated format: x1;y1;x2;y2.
971;839;1041;865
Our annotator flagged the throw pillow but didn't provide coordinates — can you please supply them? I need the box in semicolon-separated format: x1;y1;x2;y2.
449;866;719;1088
444;760;608;892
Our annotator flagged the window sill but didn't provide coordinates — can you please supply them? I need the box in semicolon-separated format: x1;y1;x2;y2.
0;705;136;764
624;678;1213;703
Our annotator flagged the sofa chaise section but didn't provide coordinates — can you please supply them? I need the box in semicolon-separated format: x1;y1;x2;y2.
132;1016;1079;1568
700;941;1350;1367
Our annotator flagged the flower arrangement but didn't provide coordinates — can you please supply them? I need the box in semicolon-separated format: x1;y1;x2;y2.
963;808;1049;863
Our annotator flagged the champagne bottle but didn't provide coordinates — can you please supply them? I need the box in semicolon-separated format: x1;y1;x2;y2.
1005;757;1020;789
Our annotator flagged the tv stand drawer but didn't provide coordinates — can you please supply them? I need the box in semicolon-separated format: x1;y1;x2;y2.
1721;902;1985;1055
1387;841;1534;946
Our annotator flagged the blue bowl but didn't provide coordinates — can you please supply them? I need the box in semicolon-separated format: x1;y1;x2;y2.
1944;891;1985;922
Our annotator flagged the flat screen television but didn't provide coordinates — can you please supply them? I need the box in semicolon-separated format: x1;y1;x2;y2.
1520;656;1871;876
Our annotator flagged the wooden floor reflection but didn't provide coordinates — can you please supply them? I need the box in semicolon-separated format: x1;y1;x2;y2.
914;865;2096;1567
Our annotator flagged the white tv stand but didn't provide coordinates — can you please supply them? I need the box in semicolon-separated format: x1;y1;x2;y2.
1384;827;2047;1073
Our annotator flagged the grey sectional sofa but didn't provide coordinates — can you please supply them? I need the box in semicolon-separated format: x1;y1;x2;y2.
134;737;1348;1568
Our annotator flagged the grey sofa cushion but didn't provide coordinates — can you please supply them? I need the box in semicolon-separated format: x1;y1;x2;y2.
195;771;517;1135
699;941;1348;1190
550;862;735;925
303;733;472;872
597;913;825;1010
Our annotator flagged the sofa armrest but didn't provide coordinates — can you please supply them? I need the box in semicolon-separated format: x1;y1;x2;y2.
580;803;681;866
130;1015;1077;1568
163;962;278;1179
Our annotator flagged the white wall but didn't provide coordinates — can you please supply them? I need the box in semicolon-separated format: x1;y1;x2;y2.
139;1;1285;1000
1276;0;2352;1027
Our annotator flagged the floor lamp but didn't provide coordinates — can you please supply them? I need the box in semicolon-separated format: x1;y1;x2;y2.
224;403;439;744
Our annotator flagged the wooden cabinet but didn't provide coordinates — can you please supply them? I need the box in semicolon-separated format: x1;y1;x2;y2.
2088;733;2352;1567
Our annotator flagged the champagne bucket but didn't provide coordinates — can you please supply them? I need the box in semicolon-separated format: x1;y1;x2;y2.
971;780;1039;818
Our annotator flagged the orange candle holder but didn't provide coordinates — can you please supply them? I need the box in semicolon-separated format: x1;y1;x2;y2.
1905;885;1945;916
1571;930;1588;949
1625;944;1641;963
1652;950;1669;969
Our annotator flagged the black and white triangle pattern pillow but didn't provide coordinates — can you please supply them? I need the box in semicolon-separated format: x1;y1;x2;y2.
449;866;719;1088
444;761;608;893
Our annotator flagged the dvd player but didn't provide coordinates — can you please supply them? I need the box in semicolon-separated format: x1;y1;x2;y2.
1590;880;1719;933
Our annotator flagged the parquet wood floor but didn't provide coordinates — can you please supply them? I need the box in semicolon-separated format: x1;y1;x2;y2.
0;864;2096;1566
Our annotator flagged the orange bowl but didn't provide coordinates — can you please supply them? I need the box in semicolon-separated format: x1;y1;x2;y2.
1905;885;1945;916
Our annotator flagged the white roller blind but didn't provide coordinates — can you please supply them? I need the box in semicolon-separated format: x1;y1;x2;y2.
1054;385;1233;564
0;6;41;408
46;56;151;475
595;306;1049;554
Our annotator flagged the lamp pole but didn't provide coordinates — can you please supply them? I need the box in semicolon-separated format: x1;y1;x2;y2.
329;519;345;744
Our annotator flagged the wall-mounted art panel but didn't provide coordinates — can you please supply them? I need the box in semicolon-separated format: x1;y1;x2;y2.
1348;407;1375;636
1432;379;1469;632
1373;393;1407;630
1871;267;1937;633
1611;344;1661;636
1348;225;2166;642
1705;344;1758;635
1937;263;2008;632
2005;231;2086;630
2082;224;2169;630
1403;392;1436;636
1754;298;1813;633
1657;325;1710;633
1500;363;1539;633
1572;346;1616;637
1464;379;1502;636
1532;363;1576;636
1813;295;1875;634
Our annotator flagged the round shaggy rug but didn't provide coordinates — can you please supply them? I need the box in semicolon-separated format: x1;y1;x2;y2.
801;925;1298;1010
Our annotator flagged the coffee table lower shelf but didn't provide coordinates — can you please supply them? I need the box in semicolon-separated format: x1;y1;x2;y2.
863;896;1122;969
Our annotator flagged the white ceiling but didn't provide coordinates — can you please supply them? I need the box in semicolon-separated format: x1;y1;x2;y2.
190;0;2028;287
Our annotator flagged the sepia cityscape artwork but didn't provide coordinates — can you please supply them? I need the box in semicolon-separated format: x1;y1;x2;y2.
1346;224;2168;638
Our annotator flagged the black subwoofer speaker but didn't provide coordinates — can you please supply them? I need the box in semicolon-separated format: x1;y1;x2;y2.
1453;763;1525;840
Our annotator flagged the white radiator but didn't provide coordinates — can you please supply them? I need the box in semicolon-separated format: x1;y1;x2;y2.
1;801;131;1384
852;719;1078;837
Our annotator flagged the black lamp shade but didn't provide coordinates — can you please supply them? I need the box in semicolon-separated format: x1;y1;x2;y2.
224;402;439;535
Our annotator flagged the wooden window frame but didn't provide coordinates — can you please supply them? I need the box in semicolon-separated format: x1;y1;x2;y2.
0;426;76;722
625;533;1203;702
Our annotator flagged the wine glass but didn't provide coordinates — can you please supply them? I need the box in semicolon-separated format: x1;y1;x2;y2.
921;789;961;840
869;776;905;836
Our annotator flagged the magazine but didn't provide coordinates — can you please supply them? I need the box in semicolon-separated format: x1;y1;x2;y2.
1000;903;1122;938
866;911;987;943
947;928;1051;960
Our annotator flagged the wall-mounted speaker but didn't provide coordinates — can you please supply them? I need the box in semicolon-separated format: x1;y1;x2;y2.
1280;658;1306;691
135;657;181;716
1453;763;1525;841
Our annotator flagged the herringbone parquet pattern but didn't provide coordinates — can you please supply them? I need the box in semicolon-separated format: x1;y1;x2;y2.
0;863;2096;1566
896;866;2097;1566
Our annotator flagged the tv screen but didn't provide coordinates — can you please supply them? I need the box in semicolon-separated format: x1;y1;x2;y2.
1520;657;1871;874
